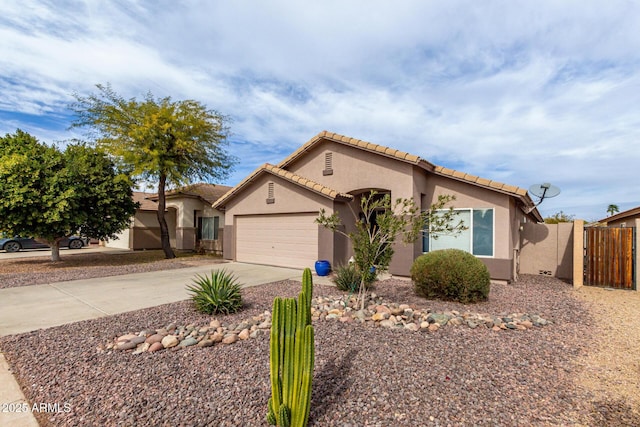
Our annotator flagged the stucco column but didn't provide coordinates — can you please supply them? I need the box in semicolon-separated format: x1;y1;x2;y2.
572;220;584;289
635;219;640;291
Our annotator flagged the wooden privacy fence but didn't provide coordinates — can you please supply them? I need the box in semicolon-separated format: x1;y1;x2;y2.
584;227;636;289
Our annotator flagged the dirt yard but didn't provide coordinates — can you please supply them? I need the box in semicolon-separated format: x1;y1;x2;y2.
572;285;640;424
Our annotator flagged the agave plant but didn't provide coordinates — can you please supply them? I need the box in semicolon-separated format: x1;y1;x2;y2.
332;264;360;292
186;269;243;315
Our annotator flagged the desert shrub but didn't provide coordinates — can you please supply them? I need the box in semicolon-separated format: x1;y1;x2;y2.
411;249;490;303
333;263;377;292
333;264;360;292
186;269;243;315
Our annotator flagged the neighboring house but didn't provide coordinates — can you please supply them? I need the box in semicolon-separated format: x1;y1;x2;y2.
105;183;231;253
598;206;640;227
213;131;542;281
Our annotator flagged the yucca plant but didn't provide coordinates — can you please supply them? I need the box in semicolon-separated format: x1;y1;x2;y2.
186;269;243;315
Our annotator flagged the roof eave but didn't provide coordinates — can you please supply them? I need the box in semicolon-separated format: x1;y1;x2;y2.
212;163;353;210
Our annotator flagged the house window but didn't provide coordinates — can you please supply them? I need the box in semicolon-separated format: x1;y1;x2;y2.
200;216;219;240
423;208;494;257
323;152;333;175
267;182;275;204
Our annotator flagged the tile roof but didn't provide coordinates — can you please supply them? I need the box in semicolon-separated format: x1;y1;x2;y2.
276;130;538;216
433;166;529;197
278;130;435;170
433;166;541;221
215;130;542;220
148;183;233;204
213;163;353;209
132;192;157;211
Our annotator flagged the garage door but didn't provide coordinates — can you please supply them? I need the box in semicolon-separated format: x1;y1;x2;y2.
235;213;318;269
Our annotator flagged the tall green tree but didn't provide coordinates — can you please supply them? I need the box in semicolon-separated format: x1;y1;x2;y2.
607;204;620;217
0;129;138;261
316;191;465;309
71;84;236;258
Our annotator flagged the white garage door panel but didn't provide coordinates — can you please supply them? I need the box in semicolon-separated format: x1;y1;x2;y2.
236;213;318;269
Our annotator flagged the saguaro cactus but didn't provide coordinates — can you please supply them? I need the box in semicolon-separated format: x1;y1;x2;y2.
267;268;315;427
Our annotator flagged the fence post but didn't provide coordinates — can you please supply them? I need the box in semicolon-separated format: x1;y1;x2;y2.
573;220;584;289
635;219;640;292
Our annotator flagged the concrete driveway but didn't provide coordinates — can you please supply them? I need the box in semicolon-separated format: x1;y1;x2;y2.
0;261;323;427
0;262;318;336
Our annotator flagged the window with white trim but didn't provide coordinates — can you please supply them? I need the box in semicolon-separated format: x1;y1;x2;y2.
423;208;494;257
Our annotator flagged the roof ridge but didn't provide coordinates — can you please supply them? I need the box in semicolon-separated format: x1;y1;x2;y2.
277;130;431;169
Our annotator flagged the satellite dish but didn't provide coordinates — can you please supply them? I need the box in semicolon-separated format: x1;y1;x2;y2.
526;183;561;213
529;183;561;201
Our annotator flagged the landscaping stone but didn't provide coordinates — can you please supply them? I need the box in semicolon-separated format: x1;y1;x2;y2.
116;333;138;342
161;335;179;348
148;342;164;352
116;341;137;351
222;334;237;344
103;293;551;354
132;343;150;355
179;337;198;347
145;334;164;344
372;312;389;321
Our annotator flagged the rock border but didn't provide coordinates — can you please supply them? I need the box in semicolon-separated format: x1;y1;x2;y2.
100;293;550;354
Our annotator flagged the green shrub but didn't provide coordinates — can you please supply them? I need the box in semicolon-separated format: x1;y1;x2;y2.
333;264;360;292
411;249;490;303
186;269;243;315
333;263;376;292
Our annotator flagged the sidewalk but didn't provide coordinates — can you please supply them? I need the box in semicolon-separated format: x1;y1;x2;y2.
0;262;330;426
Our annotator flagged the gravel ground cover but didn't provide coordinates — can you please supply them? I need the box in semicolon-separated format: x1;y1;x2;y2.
0;250;223;289
3;274;637;426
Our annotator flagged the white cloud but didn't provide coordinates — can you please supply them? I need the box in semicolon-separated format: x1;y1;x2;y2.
1;0;639;220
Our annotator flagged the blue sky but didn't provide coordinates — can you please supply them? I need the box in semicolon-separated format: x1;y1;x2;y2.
1;1;639;222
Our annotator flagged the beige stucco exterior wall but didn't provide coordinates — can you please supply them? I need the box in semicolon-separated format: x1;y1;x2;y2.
417;172;518;281
286;141;415;196
283;141;418;275
520;222;574;281
572;220;584;288
222;139;534;281
607;215;640;227
133;211;159;228
222;172;335;263
164;197;225;251
105;209;177;250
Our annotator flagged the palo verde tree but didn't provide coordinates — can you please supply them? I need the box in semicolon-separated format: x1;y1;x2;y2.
316;191;465;309
544;211;575;224
71;83;236;259
0;129;138;261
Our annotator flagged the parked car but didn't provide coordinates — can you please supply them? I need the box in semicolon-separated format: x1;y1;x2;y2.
0;236;90;252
